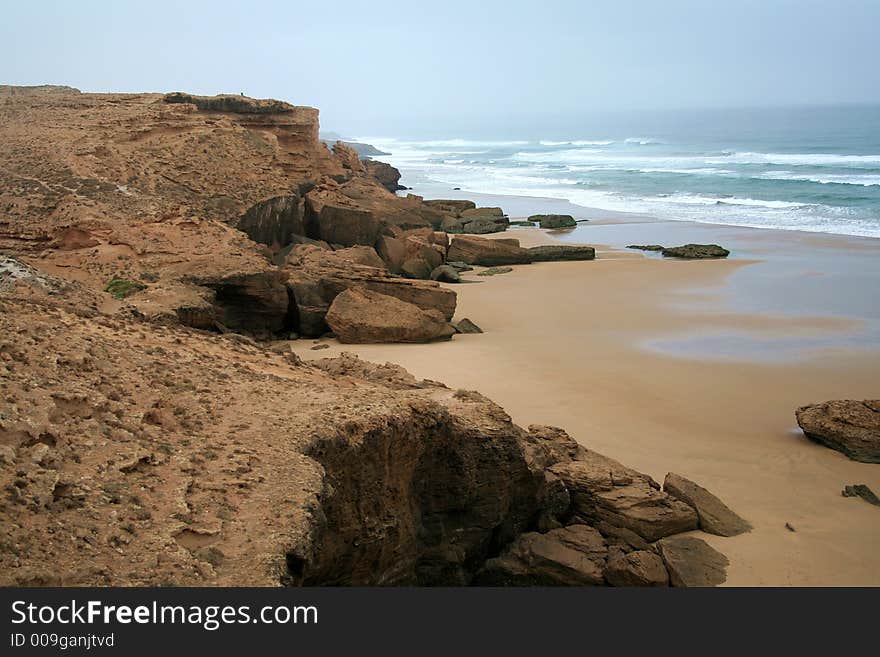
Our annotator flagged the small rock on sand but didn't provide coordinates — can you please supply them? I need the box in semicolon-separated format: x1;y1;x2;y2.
477;266;513;276
455;318;483;334
842;484;880;507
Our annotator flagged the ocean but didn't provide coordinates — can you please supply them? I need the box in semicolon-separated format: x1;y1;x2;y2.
358;105;880;238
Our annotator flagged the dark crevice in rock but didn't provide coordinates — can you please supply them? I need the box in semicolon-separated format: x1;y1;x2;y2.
235;194;304;250
199;273;289;338
282;409;729;587
285;404;541;586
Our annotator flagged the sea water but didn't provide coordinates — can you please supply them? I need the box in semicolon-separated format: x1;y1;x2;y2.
358;105;880;238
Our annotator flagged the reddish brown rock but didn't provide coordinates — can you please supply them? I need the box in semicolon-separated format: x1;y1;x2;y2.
550;450;698;542
284;245;456;337
325;288;455;343
476;524;608;586
447;235;532;266
604;550;670;587
796;399;880;463
375;235;406;273
363;159;404;192
663;473;751;537
423;199;476;214
331;141;365;174
317;204;383;247
657;536;729;587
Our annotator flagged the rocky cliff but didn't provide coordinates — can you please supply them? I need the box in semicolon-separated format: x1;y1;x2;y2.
0;88;730;586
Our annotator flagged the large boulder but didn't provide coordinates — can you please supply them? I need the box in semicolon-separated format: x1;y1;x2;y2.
285;245;457;337
375;235;406;273
657;536;729;587
403;235;444;271
661;244;730;259
447;235;532;266
462;218;507;234
663;473;751;537
424;199;477;214
440;216;465;234
476;524;608;586
604;550;669;587
527;245;595;261
795;399;880;463
461;207;504;219
317;204;382;247
325;288;455;343
331;140;365;173
363;159;404;192
530;214;577;229
430;265;461;283
550;450;698;542
400;258;433;280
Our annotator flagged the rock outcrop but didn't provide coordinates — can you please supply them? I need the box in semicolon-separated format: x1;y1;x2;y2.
0;89;465;339
363;159;405;192
663;473;751;537
661;244;730;259
0;87;731;589
796;399;880;463
284;245;456;337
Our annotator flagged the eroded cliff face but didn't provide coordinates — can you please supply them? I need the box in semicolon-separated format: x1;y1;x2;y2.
0;88;421;337
0;275;714;587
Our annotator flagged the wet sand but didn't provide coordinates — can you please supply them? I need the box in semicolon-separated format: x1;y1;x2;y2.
302;203;880;586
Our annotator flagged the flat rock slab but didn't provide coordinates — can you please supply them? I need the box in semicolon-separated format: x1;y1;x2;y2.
843;484;880;507
796;399;880;463
527;245;596;262
447;235;532;266
529;214;577;229
626;244;664;252
657;536;729;587
477;266;513;276
663;472;751;537
661;244;729;259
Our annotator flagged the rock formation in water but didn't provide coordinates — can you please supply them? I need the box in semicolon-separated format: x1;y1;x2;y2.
661;244;730;259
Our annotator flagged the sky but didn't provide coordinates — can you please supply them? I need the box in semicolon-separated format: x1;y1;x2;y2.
3;0;879;136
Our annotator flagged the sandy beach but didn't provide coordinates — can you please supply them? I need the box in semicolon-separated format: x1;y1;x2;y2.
303;196;880;586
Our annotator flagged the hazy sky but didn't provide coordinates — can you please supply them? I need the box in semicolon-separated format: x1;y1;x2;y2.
3;0;879;135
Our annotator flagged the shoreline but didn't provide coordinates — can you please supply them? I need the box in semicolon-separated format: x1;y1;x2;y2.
302;192;880;586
